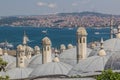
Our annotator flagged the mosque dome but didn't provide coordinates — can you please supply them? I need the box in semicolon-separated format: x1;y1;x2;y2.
28;54;54;68
76;27;87;35
105;52;120;70
68;55;109;76
0;54;16;64
34;46;40;51
67;44;73;49
28;54;42;68
6;68;33;80
103;38;120;51
98;49;106;56
89;38;120;57
29;62;72;78
6;58;30;70
60;44;66;50
42;37;51;45
59;47;92;66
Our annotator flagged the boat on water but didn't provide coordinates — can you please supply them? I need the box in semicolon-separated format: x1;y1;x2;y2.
68;28;73;30
42;30;47;34
94;32;100;35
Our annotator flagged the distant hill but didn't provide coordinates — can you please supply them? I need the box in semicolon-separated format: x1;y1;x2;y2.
57;11;117;17
0;11;120;27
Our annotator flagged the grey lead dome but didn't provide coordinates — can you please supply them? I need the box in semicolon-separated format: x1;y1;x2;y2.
6;68;33;79
60;47;92;66
29;62;72;78
68;55;110;76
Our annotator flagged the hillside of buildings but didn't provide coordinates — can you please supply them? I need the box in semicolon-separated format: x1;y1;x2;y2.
0;11;120;27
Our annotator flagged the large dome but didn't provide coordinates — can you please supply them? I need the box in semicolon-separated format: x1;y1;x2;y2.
6;58;30;70
6;68;33;80
29;62;72;78
59;47;92;66
103;38;120;51
28;54;55;68
68;55;109;76
28;54;42;68
105;52;120;70
89;38;120;57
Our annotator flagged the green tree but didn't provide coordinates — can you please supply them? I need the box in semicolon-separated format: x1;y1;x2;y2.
96;69;120;80
0;58;9;80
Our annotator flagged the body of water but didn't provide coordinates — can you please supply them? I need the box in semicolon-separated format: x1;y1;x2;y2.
0;26;111;49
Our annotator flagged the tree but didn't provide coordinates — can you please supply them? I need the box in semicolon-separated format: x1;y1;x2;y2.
96;69;120;80
0;58;8;71
0;58;9;80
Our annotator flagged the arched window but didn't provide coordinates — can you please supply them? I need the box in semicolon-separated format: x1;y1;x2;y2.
44;47;46;51
47;47;49;51
80;38;82;43
20;58;23;60
83;38;85;43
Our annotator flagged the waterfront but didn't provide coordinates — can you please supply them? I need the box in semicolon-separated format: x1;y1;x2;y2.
0;26;110;49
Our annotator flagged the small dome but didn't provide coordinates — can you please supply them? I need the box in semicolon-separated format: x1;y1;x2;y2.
91;42;97;49
29;62;72;78
26;46;33;52
17;44;23;51
67;44;73;49
6;68;33;80
42;37;51;45
98;49;106;56
77;27;87;35
34;46;40;51
60;44;66;50
53;57;60;62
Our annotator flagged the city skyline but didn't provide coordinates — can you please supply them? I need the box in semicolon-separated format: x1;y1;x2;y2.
0;0;120;16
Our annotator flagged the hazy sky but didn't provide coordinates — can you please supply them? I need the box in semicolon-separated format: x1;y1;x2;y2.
0;0;120;16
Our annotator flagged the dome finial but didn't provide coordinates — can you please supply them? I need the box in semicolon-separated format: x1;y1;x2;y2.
99;38;106;56
53;53;59;62
23;31;29;45
100;38;104;49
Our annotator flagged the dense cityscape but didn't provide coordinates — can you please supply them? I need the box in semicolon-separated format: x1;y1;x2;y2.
0;12;120;28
